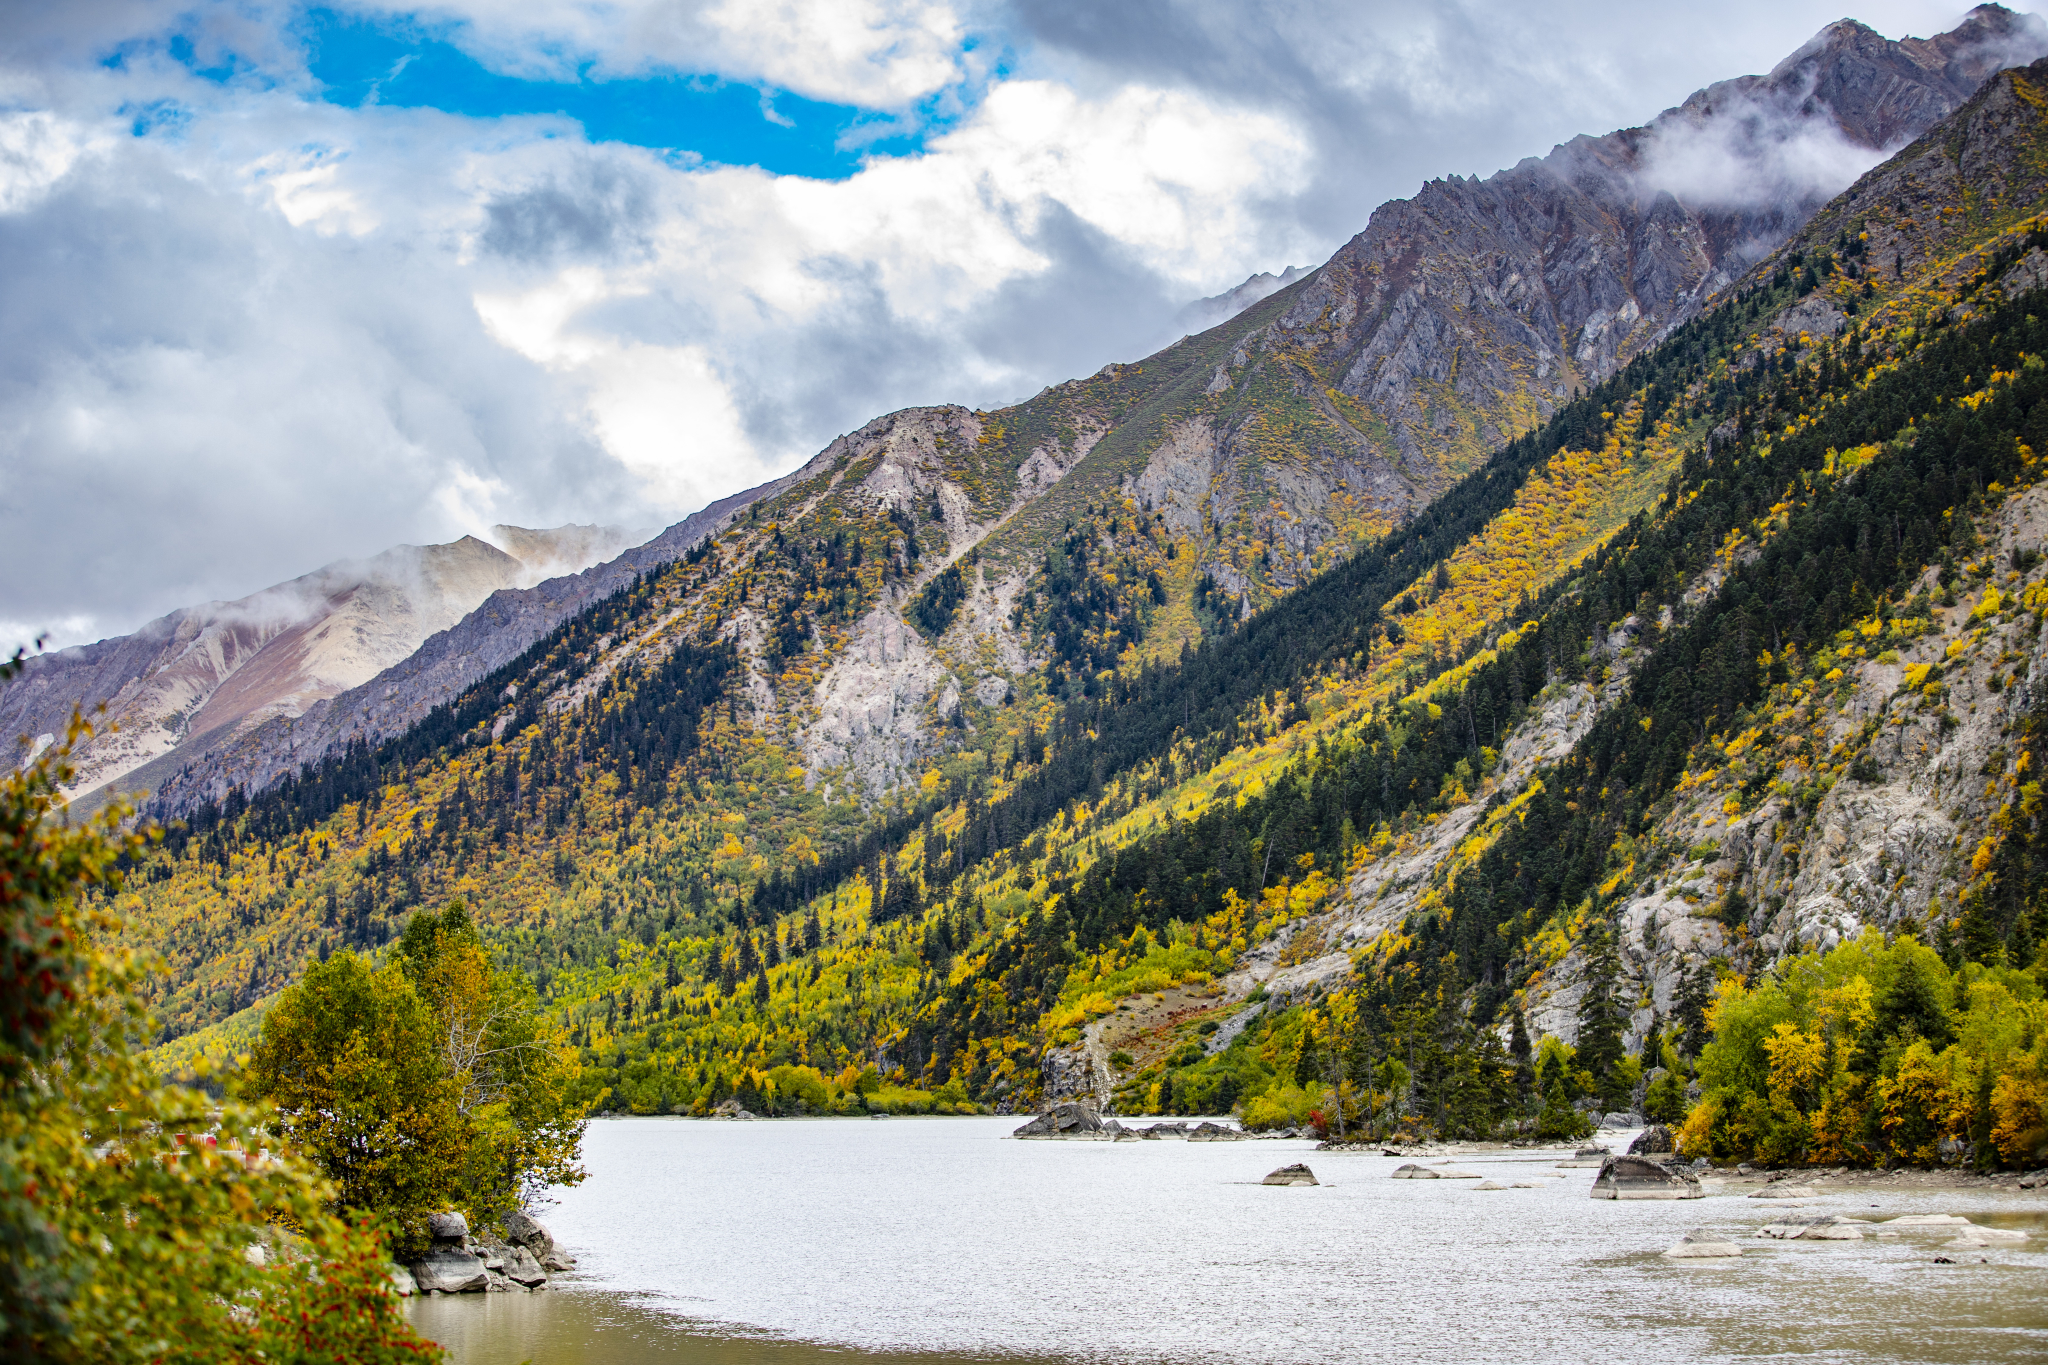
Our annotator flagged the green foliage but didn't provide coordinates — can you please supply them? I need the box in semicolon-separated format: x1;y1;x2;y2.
250;902;585;1247
910;562;968;638
0;685;440;1364
1682;931;2048;1167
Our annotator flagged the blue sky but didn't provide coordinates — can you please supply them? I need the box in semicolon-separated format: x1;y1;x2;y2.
116;4;991;178
290;7;979;178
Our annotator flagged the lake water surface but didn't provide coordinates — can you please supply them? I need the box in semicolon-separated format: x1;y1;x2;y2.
411;1116;2048;1364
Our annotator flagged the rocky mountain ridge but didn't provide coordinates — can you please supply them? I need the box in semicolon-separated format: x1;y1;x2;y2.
5;524;645;808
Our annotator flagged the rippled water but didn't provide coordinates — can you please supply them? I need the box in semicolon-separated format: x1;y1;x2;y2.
411;1116;2048;1365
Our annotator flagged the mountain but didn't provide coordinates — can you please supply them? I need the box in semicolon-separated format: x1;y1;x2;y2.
1175;265;1311;335
109;22;2048;1167
3;523;646;809
127;10;2039;832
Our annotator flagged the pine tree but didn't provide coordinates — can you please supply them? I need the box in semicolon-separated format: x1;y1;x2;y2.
1574;920;1627;1107
1508;1008;1534;1100
1673;962;1712;1056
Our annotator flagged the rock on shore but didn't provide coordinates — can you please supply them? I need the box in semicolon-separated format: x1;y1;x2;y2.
404;1209;574;1294
410;1245;489;1294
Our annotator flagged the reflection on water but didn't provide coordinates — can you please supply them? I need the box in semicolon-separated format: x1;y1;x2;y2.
408;1288;1053;1365
413;1117;2048;1365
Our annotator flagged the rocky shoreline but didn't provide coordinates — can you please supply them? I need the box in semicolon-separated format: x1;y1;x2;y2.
392;1209;577;1297
1010;1102;1298;1140
1005;1104;2048;1196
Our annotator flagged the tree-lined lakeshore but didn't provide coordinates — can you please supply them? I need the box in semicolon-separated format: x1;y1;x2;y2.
0;683;589;1361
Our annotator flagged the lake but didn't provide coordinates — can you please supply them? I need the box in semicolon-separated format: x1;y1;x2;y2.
410;1116;2048;1364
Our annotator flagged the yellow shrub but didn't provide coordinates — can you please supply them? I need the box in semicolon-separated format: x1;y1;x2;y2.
1878;1041;1968;1165
1990;1068;2048;1164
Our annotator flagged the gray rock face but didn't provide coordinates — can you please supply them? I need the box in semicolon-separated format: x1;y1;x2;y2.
410;1246;489;1294
501;1210;573;1275
388;1264;418;1296
1253;8;2044;484
426;1211;468;1242
1012;1102;1106;1138
1263;1163;1318;1186
1628;1125;1676;1155
1589;1155;1703;1200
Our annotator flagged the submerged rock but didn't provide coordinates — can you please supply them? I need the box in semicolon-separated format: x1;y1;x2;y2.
1263;1163;1318;1186
1749;1185;1818;1199
1759;1215;1863;1240
1665;1230;1742;1258
1589;1155;1702;1200
1472;1179;1509;1190
1884;1214;1971;1226
1944;1225;2028;1248
410;1246;489;1294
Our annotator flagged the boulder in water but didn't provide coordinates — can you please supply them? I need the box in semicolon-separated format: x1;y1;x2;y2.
1589;1155;1703;1200
1391;1163;1440;1179
1664;1230;1742;1258
411;1246;489;1293
1263;1163;1318;1186
1759;1214;1862;1240
1189;1121;1242;1142
1627;1125;1675;1155
1472;1179;1508;1190
501;1244;548;1287
389;1265;418;1296
1012;1102;1106;1138
1884;1214;1970;1226
503;1209;572;1271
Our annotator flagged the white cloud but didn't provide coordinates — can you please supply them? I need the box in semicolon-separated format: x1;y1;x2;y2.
0;110;110;212
357;0;978;105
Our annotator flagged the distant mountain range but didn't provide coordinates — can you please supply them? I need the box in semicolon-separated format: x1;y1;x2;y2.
2;524;648;809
